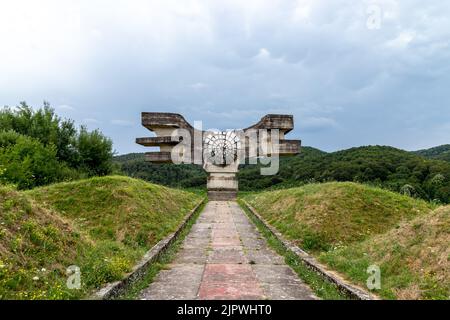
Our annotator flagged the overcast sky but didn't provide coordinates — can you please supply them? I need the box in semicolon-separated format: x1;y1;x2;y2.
1;0;449;154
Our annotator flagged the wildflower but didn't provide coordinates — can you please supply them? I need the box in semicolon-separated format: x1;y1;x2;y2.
33;276;39;281
41;268;46;272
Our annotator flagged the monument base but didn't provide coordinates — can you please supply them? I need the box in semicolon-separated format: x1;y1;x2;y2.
206;171;238;201
207;190;237;201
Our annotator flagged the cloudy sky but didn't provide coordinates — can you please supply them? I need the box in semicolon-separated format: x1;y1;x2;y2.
1;0;449;154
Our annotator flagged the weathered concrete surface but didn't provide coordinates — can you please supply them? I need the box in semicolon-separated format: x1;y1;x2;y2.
139;201;316;300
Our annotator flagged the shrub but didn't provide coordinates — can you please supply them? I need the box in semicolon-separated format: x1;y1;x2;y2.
0;131;78;189
74;127;113;176
0;102;78;164
0;102;114;187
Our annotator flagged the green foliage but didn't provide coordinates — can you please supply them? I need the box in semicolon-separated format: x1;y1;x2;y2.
238;146;450;204
115;146;450;203
0;102;113;188
74;127;113;176
27;176;202;251
0;102;77;164
0;176;202;299
242;182;434;252
414;144;450;162
320;206;449;300
114;153;207;188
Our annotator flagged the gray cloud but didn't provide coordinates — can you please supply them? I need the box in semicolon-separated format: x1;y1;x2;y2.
1;0;449;154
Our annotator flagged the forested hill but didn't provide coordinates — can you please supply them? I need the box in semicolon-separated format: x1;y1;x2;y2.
114;153;206;188
414;144;450;162
115;145;450;203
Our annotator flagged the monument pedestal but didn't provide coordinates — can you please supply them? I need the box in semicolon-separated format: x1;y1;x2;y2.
204;163;238;201
207;173;238;201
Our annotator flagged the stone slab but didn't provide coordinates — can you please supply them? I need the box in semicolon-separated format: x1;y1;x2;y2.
139;201;317;300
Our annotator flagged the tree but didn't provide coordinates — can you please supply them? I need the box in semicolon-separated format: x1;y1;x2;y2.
75;127;113;176
0;131;77;189
0;102;78;164
0;102;114;188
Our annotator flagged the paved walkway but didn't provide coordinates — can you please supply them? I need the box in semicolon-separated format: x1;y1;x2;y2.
139;201;316;300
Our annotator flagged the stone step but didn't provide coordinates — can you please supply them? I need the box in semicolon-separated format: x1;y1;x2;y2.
207;190;237;201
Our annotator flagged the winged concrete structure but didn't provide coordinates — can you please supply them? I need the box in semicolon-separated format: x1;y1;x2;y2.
136;113;300;200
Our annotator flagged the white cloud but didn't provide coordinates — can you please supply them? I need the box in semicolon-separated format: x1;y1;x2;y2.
386;31;416;48
293;1;312;22
300;117;338;132
111;120;134;126
189;82;209;90
0;1;86;90
57;104;75;111
83;118;100;124
1;0;450;153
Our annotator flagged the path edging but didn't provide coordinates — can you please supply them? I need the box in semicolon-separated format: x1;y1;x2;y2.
91;198;206;300
241;200;378;300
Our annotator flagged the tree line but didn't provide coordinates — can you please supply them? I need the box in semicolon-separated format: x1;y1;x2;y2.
2;102;448;204
117;146;450;204
0;102;113;189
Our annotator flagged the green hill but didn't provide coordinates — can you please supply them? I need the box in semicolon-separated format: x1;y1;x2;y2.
241;183;448;299
0;176;202;299
239;146;450;204
114;154;206;188
242;182;435;251
414;145;450;162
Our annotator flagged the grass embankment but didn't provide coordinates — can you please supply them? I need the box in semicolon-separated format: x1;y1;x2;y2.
0;176;202;299
242;182;449;300
238;200;346;300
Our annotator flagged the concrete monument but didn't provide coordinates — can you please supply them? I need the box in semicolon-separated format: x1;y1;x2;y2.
136;113;300;200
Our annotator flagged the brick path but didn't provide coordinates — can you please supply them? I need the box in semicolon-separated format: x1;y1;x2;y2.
139;201;316;300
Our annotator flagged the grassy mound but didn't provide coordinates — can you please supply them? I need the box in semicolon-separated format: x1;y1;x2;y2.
242;182;434;252
27;176;202;248
0;176;202;299
321;206;449;299
241;182;447;299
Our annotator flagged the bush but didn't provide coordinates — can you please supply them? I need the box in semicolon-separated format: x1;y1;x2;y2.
0;131;79;189
74;127;113;176
0;102;78;164
0;102;114;187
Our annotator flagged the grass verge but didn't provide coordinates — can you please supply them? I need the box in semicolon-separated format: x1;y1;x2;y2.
320;205;449;300
241;182;449;300
0;176;202;299
116;200;207;299
238;199;347;300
